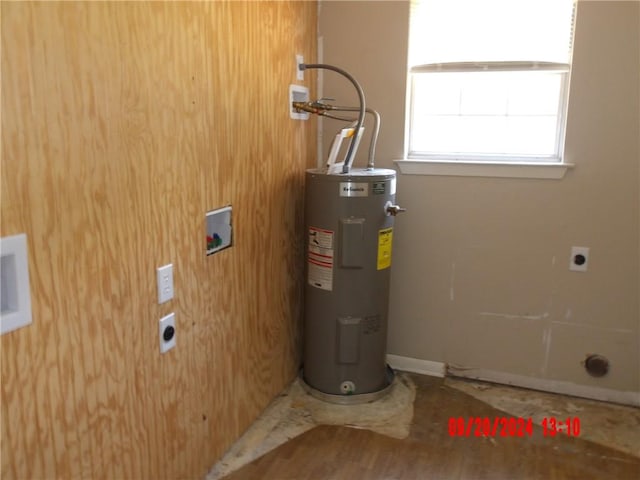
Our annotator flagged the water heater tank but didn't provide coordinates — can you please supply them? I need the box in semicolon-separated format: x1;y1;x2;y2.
303;167;402;403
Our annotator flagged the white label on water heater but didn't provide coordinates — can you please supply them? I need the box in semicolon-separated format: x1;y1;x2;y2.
339;182;369;197
308;227;334;291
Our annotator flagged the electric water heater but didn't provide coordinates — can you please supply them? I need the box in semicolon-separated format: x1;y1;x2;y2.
294;62;405;403
303;167;403;402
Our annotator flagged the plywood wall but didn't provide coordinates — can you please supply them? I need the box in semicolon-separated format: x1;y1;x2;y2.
1;2;316;478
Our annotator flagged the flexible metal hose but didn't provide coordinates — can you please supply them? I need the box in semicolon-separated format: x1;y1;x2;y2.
292;101;381;169
301;63;366;174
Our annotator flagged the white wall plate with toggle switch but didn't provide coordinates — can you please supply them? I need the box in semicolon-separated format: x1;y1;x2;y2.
156;263;174;304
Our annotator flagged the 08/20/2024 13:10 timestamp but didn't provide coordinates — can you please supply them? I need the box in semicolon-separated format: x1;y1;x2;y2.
448;417;581;437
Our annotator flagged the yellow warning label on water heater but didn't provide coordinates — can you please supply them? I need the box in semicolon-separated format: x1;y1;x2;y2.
377;228;393;270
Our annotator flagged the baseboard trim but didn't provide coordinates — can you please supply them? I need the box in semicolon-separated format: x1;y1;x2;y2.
448;365;640;407
386;354;640;407
386;354;446;378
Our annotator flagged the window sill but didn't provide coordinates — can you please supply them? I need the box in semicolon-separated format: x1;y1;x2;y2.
394;159;574;179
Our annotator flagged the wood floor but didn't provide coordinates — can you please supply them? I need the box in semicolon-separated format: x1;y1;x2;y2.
222;374;640;480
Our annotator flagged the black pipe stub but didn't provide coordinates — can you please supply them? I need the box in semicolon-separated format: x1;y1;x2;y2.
584;354;610;377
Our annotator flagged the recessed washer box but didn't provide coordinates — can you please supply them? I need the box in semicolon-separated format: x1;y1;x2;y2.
206;206;232;255
289;84;309;120
1;233;32;335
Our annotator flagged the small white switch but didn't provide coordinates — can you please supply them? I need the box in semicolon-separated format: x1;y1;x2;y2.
159;312;176;353
156;264;174;304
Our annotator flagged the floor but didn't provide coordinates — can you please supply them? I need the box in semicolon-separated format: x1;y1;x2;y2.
209;372;640;480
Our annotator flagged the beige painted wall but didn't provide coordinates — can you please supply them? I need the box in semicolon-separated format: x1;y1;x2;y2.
319;1;639;394
1;2;315;478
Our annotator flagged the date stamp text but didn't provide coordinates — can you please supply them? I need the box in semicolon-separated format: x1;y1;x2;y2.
448;416;581;437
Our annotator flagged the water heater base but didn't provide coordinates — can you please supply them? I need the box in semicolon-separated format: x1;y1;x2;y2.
299;365;396;405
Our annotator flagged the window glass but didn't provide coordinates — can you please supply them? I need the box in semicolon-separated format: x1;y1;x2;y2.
407;0;576;162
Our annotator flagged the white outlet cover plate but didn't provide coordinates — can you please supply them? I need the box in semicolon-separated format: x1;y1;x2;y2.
156;263;174;304
569;246;589;272
159;312;176;353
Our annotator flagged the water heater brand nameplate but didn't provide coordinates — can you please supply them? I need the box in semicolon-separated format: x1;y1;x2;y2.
339;182;368;197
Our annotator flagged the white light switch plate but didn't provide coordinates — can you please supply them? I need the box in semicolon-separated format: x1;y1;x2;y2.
157;264;174;304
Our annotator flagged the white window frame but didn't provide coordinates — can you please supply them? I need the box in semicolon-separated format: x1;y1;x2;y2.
397;2;577;179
